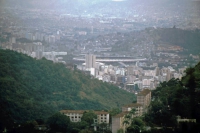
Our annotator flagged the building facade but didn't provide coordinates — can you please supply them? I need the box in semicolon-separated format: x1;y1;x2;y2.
112;89;151;133
112;112;129;133
122;103;143;116
60;110;109;124
85;54;96;69
60;110;84;122
137;89;151;112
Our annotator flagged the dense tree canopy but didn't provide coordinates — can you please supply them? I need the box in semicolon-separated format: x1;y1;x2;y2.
81;111;97;127
144;62;200;129
47;113;71;132
0;49;135;129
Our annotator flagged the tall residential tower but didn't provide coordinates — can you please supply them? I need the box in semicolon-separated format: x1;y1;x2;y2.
85;54;96;69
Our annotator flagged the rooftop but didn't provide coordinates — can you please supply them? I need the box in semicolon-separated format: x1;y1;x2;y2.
122;103;143;108
60;110;109;115
137;89;151;96
113;111;129;118
94;111;109;115
60;110;85;114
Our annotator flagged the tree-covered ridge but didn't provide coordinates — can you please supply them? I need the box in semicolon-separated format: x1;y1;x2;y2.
145;63;200;128
0;49;135;124
150;28;200;54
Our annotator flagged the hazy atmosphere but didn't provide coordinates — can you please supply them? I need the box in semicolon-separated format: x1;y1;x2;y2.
0;0;200;133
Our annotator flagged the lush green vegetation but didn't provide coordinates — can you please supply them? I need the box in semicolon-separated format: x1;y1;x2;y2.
117;62;200;133
6;111;112;133
143;63;200;132
47;113;71;132
122;108;145;133
0;49;135;130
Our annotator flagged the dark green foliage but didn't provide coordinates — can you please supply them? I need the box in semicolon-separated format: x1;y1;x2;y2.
70;121;88;132
145;79;187;127
127;125;140;133
17;120;38;133
109;108;121;117
0;49;135;128
131;118;145;128
98;123;111;133
145;62;200;128
81;111;97;127
126;117;145;133
47;113;70;132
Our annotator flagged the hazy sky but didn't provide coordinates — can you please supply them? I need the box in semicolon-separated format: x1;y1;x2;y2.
0;0;198;16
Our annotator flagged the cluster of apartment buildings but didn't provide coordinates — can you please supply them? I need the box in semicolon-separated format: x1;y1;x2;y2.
18;30;60;44
60;89;151;133
1;36;67;63
77;54;186;92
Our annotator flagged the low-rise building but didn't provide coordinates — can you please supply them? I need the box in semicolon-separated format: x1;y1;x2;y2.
60;110;84;122
112;89;151;133
112;112;129;133
95;111;110;124
137;89;151;112
60;110;109;124
122;103;143;116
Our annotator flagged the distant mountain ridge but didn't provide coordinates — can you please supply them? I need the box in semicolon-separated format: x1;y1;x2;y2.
0;49;135;123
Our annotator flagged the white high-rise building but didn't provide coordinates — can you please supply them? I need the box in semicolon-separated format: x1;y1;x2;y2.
85;54;96;69
33;42;44;59
9;37;16;44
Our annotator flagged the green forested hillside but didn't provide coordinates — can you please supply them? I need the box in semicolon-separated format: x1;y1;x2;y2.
151;28;200;54
0;49;135;124
145;63;200;128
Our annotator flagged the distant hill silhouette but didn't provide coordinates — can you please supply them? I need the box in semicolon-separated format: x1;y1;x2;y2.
150;28;200;54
